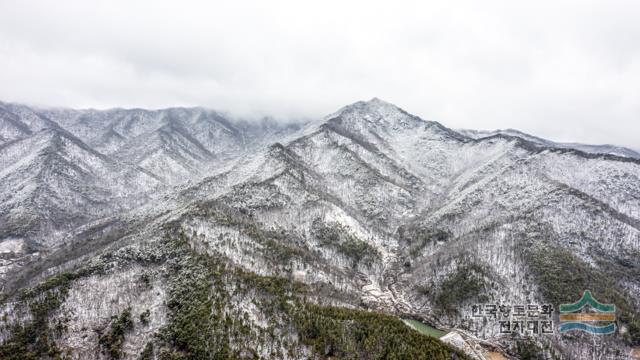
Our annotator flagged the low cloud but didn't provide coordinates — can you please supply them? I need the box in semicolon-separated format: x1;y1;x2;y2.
0;0;639;148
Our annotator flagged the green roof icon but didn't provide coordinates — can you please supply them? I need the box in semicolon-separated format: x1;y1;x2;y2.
559;290;615;313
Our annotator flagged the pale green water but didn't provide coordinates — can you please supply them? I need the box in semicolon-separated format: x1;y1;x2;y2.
402;319;447;338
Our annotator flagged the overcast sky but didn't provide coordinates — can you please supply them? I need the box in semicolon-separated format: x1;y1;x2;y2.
0;0;639;148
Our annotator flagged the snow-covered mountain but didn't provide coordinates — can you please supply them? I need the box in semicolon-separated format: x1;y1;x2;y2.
0;99;638;359
458;128;640;159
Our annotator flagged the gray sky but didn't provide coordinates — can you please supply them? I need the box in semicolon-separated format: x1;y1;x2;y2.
1;0;639;149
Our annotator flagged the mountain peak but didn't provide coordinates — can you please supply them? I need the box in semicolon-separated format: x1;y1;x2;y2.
325;98;406;122
366;97;388;105
358;97;398;111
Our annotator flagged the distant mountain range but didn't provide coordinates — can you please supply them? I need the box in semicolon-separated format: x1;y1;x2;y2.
1;98;638;359
458;127;640;159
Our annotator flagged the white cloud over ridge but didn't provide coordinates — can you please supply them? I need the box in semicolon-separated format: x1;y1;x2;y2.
0;0;639;148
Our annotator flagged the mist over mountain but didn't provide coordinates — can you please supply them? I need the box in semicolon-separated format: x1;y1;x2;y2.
1;98;639;359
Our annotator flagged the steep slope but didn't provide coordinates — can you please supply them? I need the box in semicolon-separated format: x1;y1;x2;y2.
0;103;303;293
111;121;216;183
171;99;640;358
0;127;161;264
0;107;32;146
39;106;301;183
0;103;61;134
0;99;638;359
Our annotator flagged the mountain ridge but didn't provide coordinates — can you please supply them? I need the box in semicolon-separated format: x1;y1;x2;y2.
0;98;638;359
459;127;640;160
